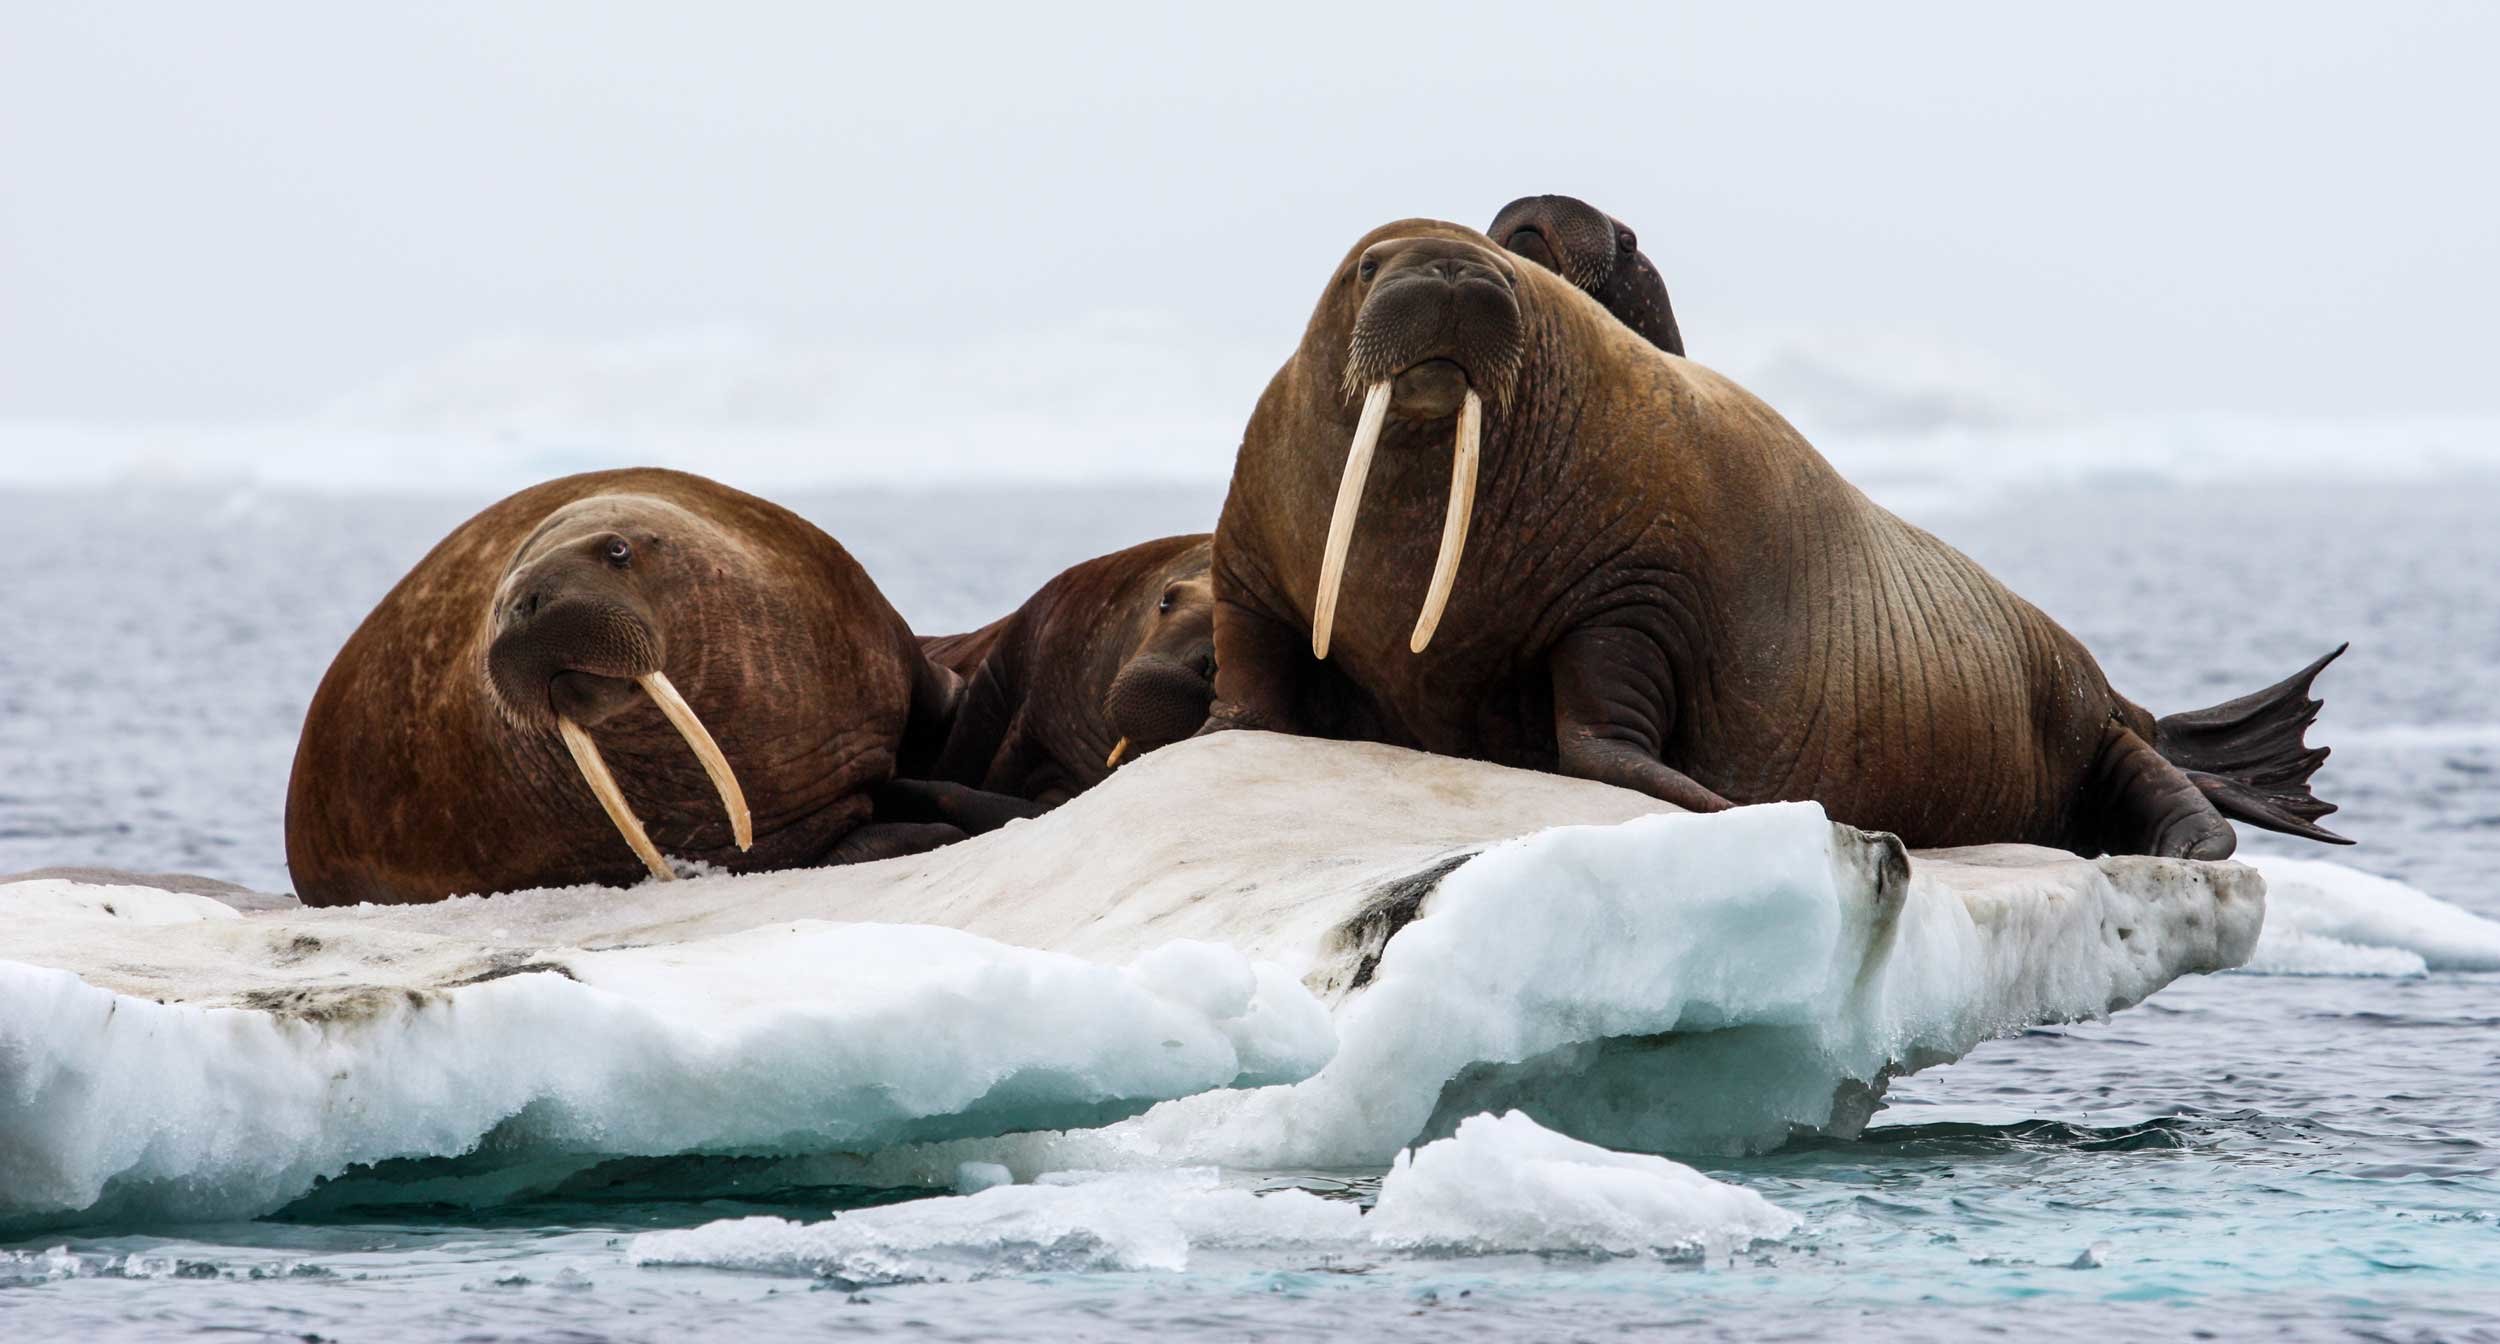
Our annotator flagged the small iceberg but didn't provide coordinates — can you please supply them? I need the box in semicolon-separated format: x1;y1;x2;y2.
1;734;2262;1227
2239;856;2500;977
629;1109;1796;1281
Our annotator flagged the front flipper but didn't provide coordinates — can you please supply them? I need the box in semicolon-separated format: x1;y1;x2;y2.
1202;591;1318;737
873;778;1050;836
1549;627;1734;813
825;820;968;865
2084;720;2236;860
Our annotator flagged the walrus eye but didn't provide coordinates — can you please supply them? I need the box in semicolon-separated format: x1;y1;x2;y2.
1617;229;1637;253
1358;258;1378;282
603;538;632;568
1158;590;1176;614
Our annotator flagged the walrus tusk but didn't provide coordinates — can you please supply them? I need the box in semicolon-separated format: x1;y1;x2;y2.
1410;388;1481;654
556;716;675;882
635;670;753;851
1313;380;1394;660
1105;736;1130;768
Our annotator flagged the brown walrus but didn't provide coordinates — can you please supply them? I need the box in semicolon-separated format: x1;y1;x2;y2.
286;467;988;905
1489;194;1684;356
922;534;1216;805
1204;218;2347;859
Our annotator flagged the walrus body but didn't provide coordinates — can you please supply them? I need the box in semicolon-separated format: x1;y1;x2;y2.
287;468;969;905
1208;219;2344;859
925;534;1216;804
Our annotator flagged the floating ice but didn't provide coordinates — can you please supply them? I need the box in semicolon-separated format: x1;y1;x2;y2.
2242;857;2500;977
1366;1111;1797;1256
1;734;2260;1228
630;1110;1790;1281
630;1167;1358;1281
0;912;1329;1227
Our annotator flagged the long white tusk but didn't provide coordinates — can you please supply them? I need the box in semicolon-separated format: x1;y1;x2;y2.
1409;388;1482;654
1105;736;1130;768
635;670;752;851
1313;380;1394;660
557;716;675;882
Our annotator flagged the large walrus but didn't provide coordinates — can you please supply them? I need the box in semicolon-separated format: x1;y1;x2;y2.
1204;218;2347;859
287;468;987;905
923;534;1216;804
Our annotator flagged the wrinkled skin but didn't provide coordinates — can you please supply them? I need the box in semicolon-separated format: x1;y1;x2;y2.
287;468;982;905
1490;194;1683;355
1206;219;2346;859
924;535;1216;805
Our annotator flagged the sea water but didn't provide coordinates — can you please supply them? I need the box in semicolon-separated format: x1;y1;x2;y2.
3;473;2496;1340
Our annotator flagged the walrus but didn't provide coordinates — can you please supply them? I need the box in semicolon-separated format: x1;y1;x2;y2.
1204;218;2347;859
923;534;1216;804
1489;194;1683;356
286;467;990;906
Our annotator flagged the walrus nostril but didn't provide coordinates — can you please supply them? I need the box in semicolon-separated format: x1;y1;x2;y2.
1506;229;1555;269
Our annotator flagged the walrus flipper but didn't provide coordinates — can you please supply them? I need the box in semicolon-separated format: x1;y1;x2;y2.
2152;644;2351;845
2087;723;2237;860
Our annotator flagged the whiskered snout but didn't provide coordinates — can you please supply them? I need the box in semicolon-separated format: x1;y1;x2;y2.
488;596;661;731
1345;246;1523;412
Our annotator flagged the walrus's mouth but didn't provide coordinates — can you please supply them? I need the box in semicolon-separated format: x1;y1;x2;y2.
1312;378;1482;659
552;671;752;883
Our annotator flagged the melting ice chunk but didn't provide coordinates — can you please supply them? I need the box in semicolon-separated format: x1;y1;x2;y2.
628;1111;1794;1281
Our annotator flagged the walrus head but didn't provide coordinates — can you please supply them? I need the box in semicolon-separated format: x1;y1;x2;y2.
484;496;752;881
1102;570;1216;768
1311;223;1527;660
1488;194;1683;356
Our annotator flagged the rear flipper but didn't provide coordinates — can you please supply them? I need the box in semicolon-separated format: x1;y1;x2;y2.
2153;644;2351;845
2086;722;2238;860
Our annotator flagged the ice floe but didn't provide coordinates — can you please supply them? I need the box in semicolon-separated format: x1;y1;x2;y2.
0;734;2262;1227
2240;857;2500;977
629;1110;1792;1281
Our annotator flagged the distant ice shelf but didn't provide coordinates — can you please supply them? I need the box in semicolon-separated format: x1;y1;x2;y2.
0;734;2262;1228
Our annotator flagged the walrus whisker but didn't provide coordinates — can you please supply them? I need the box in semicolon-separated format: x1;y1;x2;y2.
555;716;676;883
1313;380;1394;660
1105;736;1130;768
1410;388;1481;654
635;670;752;851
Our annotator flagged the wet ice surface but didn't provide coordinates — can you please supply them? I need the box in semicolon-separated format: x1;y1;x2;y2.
4;476;2499;1340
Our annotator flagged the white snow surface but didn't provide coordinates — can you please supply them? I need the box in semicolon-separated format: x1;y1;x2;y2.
2240;857;2500;977
629;1110;1793;1280
1364;1111;1797;1256
0;734;2262;1227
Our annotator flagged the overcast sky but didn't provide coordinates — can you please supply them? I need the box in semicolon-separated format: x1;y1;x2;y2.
4;2;2494;430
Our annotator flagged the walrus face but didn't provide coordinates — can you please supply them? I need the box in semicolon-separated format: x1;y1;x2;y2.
1102;573;1216;768
483;498;752;881
1488;194;1683;356
1316;229;1524;660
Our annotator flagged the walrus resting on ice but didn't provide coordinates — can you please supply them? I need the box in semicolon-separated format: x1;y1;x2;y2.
1490;193;1683;356
287;468;997;905
1205;218;2348;859
922;534;1216;804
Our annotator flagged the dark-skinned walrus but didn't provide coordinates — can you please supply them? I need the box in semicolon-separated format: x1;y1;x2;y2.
1204;218;2348;860
1489;193;1684;356
286;467;1017;906
922;534;1216;805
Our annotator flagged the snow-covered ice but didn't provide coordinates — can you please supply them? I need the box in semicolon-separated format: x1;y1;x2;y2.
629;1110;1793;1281
0;734;2262;1227
2239;856;2500;977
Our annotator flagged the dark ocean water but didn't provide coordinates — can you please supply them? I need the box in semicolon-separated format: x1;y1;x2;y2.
3;476;2496;1341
